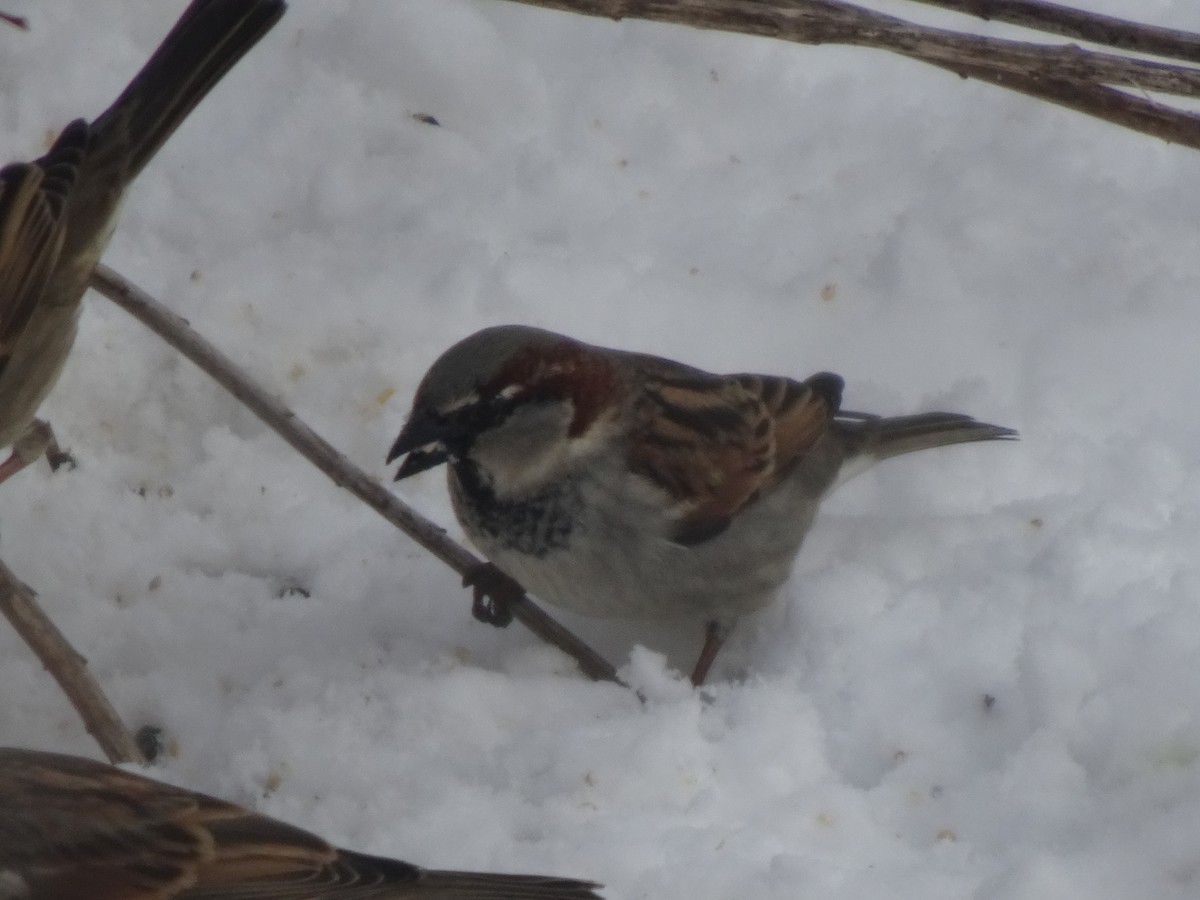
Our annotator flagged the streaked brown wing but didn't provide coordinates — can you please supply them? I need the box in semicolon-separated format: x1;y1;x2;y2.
179;814;364;899
0;748;219;898
0;748;339;900
629;367;842;545
0;157;71;378
181;847;420;899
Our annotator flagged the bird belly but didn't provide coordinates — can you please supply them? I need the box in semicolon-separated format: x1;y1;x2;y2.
449;464;818;622
0;300;81;448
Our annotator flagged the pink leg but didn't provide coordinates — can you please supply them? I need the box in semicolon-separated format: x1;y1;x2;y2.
690;619;731;686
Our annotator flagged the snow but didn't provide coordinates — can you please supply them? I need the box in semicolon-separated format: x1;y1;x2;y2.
3;1;1200;897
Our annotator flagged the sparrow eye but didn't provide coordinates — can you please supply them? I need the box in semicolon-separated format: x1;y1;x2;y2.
438;391;518;438
476;390;519;428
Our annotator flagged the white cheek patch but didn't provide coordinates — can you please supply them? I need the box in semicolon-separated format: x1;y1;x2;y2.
469;399;586;497
494;406;622;497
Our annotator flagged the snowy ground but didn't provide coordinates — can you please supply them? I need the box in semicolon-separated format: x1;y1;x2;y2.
3;1;1200;897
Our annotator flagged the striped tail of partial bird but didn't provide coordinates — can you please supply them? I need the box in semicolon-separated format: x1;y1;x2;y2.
0;747;604;900
172;848;607;899
320;853;606;899
830;410;1017;487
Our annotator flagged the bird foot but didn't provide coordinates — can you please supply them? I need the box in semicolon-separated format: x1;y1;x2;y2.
462;562;523;628
45;443;76;473
689;619;732;687
0;419;74;484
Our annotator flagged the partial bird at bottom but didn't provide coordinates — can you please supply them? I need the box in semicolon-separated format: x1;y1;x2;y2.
0;747;603;900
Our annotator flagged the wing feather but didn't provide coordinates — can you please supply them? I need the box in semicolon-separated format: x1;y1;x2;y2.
0;137;79;376
628;368;843;544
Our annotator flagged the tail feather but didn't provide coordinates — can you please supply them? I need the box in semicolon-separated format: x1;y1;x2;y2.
836;410;1017;461
90;0;285;178
405;868;604;899
829;410;1016;488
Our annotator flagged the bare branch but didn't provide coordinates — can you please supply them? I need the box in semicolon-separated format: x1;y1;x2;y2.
89;265;623;687
803;4;1200;99
933;59;1200;148
0;557;145;764
498;0;1200;150
908;0;1200;64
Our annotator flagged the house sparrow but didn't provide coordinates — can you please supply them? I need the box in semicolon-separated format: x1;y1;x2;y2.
0;0;285;484
0;747;604;900
388;325;1016;685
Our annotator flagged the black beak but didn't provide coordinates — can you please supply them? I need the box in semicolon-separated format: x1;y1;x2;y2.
387;408;464;480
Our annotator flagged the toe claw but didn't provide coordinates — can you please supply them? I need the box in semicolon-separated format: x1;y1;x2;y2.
462;562;522;627
46;447;77;473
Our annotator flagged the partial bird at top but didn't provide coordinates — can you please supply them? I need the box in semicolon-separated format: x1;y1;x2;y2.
0;0;285;483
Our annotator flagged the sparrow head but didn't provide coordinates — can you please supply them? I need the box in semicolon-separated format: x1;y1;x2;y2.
388;325;620;489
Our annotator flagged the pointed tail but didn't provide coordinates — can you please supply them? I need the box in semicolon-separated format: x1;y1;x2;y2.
829;410;1016;487
90;0;285;178
410;868;605;899
325;848;603;900
836;410;1016;460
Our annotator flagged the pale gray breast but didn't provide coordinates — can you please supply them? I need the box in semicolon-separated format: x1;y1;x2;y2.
0;300;82;448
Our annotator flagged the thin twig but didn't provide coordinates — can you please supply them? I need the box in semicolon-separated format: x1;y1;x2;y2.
770;0;1200;98
90;265;623;686
0;11;28;30
909;0;1200;64
0;556;144;764
499;0;1200;150
931;58;1200;148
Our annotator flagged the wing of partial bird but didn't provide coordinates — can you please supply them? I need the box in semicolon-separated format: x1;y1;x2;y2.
0;748;348;900
0;122;85;379
0;747;229;898
183;848;603;899
628;363;843;545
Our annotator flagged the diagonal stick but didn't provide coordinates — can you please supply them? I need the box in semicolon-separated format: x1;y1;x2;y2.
90;265;623;686
0;556;144;763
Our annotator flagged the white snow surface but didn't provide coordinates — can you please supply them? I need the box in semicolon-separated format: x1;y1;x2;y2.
4;2;1200;897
